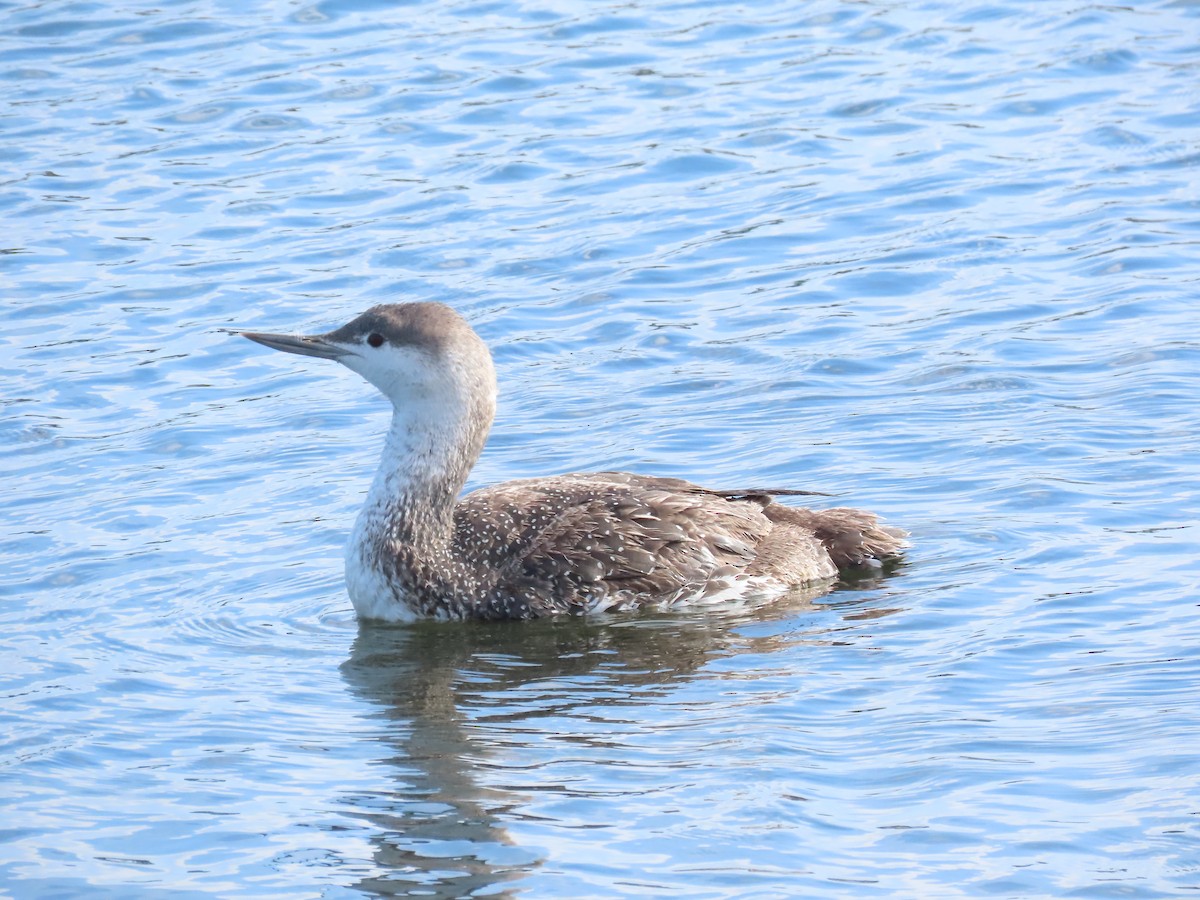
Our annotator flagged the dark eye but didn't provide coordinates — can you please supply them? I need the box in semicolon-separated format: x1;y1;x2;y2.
367;333;384;348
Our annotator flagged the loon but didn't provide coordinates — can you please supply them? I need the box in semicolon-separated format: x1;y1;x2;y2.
239;302;905;622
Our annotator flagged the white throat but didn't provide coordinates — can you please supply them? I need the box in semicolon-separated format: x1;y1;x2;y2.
342;393;488;621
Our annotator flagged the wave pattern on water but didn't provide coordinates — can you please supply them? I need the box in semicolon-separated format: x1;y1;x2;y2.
2;0;1199;897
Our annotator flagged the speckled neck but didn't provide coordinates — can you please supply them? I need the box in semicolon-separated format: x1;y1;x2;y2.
346;384;493;620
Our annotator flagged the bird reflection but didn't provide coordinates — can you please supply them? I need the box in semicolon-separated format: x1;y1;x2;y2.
336;584;900;896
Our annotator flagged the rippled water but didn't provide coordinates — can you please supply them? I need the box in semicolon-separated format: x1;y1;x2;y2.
3;0;1200;896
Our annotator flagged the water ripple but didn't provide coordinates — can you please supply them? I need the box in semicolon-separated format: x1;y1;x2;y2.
2;0;1199;897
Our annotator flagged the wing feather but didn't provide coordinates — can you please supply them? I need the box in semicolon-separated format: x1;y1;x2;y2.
451;471;903;618
454;474;773;615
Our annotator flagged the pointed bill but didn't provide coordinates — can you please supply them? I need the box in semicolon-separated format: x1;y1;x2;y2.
239;331;350;360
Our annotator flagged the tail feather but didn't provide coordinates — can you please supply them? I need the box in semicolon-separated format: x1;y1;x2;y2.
765;505;908;571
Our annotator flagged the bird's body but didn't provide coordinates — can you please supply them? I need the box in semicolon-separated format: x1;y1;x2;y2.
240;302;905;622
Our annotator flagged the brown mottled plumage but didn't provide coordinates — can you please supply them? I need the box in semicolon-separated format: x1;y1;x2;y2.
239;302;906;622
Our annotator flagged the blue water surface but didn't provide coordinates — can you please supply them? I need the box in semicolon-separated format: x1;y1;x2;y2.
2;0;1199;896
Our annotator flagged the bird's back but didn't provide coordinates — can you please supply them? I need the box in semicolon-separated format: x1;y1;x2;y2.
452;472;905;619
